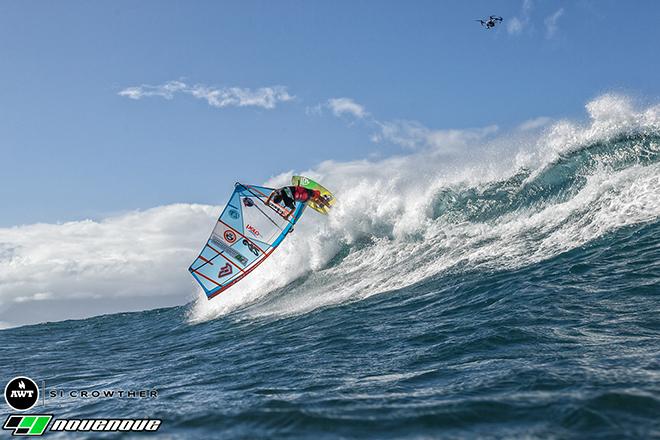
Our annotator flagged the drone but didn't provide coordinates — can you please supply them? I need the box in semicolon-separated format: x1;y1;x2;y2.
476;15;503;29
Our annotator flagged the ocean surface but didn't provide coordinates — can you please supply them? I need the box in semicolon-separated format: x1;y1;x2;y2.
2;98;660;438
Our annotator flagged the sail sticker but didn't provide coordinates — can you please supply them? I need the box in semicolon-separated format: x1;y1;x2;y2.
218;263;233;278
209;240;249;266
246;224;261;238
223;230;237;243
243;239;260;256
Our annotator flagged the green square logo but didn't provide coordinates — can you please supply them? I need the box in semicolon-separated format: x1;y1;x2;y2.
3;415;52;436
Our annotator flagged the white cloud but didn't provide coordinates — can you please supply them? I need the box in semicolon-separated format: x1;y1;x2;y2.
507;18;523;35
518;116;552;131
327;98;368;119
118;81;294;109
508;0;533;35
317;96;497;152
118;80;187;100
14;292;53;303
372;120;499;152
545;8;564;39
305;103;324;116
0;204;218;326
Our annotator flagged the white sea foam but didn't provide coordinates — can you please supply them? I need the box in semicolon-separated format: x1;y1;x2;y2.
188;95;660;323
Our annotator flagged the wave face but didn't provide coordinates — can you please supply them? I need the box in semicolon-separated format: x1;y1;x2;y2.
2;95;659;438
188;94;660;323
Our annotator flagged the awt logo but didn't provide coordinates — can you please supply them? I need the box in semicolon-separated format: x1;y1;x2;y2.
4;377;39;411
12;382;34;398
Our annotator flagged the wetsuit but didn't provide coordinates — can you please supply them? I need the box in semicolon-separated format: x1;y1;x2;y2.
274;186;320;210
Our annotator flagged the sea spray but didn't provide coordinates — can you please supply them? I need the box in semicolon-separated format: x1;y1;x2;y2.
188;94;660;323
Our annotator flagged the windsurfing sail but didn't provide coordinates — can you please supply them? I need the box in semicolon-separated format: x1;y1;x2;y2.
189;183;306;299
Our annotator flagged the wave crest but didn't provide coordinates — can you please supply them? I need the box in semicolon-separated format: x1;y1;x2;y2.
189;95;660;324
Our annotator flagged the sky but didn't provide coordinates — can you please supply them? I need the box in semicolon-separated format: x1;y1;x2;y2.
1;0;659;226
1;0;660;327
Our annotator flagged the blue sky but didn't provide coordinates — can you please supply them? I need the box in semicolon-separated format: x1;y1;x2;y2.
1;0;659;226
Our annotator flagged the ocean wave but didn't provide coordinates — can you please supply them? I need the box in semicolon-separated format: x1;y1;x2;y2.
188;95;660;323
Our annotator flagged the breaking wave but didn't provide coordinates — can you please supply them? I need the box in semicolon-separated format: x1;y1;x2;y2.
189;94;660;323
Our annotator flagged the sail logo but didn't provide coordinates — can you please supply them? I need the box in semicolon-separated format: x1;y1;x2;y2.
218;263;232;278
4;377;39;411
223;230;237;243
246;224;261;238
242;239;260;256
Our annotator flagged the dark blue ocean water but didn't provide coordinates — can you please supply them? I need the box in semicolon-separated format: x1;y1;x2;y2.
1;134;659;439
